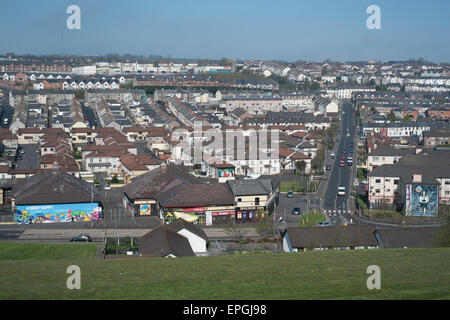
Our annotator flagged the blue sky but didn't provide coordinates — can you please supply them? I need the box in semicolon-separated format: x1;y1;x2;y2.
1;0;449;62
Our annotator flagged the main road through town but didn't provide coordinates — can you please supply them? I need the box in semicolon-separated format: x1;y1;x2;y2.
322;99;356;223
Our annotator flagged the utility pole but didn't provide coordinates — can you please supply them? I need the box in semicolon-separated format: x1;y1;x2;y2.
306;175;309;215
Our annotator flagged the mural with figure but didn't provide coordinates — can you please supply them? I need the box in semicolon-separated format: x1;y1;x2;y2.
15;202;102;224
139;204;151;216
405;184;438;216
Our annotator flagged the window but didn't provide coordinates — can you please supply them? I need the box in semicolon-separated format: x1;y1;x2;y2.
375;179;381;183
238;198;242;202
385;179;390;182
375;189;380;193
255;197;260;205
394;180;399;185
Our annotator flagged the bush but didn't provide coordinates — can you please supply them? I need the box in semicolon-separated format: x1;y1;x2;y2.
357;197;368;210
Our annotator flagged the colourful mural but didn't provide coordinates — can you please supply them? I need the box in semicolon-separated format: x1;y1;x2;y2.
15;203;102;224
218;168;235;178
164;211;206;224
405;184;439;216
139;204;151;216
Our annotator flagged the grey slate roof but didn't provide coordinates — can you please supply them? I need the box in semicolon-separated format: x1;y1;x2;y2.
12;171;103;205
368;146;416;157
376;227;439;248
138;225;195;258
227;179;273;196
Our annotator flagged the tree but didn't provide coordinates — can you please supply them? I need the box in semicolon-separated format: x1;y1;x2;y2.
387;111;397;123
403;114;412;122
111;174;119;184
295;161;306;175
224;221;246;252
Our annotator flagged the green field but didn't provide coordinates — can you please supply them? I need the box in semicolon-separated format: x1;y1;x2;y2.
0;243;97;260
299;212;326;227
0;243;449;299
280;181;319;193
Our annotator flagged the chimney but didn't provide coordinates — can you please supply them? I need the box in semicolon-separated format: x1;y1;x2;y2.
412;174;422;183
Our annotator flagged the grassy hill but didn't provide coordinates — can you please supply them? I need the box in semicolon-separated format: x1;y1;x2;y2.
0;243;449;299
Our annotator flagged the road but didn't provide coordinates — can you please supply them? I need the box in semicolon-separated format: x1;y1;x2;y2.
81;102;100;127
322;99;357;225
14;144;40;170
0;102;13;129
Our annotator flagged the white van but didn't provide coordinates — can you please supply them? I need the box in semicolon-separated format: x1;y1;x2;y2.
337;186;346;196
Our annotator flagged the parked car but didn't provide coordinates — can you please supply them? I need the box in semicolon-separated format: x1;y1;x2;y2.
104;184;111;191
292;207;301;215
339;161;345;167
360;180;369;185
330;152;335;158
287;191;294;198
347;160;353;166
70;235;92;242
318;221;333;227
326;165;331;171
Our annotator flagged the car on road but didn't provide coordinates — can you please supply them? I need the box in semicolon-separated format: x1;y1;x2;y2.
326;165;331;170
330;152;335;158
337;186;346;196
347;160;353;166
349;148;353;153
104;184;111;191
287;191;294;198
347;156;353;161
70;235;92;242
318;221;333;227
292;207;301;215
339;160;345;167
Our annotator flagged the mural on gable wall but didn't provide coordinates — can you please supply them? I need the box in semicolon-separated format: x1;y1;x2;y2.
15;202;102;224
405;184;438;216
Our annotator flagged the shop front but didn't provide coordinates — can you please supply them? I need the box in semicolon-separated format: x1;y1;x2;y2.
235;207;267;224
207;210;235;226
